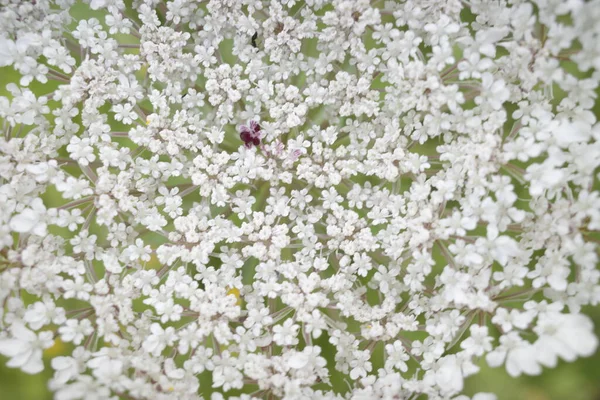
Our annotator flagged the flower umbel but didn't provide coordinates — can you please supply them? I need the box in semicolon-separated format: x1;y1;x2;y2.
0;0;599;399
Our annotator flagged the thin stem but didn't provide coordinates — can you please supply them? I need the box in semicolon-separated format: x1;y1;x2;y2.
118;43;140;49
80;164;98;184
57;196;94;210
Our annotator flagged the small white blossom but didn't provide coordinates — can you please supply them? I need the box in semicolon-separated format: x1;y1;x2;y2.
0;323;54;374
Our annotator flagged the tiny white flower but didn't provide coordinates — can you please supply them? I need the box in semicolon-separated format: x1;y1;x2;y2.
9;198;47;236
0;323;54;374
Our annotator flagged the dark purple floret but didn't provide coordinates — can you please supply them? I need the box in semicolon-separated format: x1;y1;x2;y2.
239;120;262;148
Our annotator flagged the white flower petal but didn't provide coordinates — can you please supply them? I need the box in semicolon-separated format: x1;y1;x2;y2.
287;352;309;369
9;209;38;233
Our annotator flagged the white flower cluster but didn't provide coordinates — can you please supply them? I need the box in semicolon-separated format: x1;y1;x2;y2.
1;0;599;399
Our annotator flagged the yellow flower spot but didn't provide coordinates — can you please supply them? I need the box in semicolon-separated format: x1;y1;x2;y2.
167;386;175;392
226;287;242;305
44;338;66;357
146;116;151;125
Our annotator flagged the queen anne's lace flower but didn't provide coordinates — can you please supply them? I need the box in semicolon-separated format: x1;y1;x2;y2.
0;0;599;399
